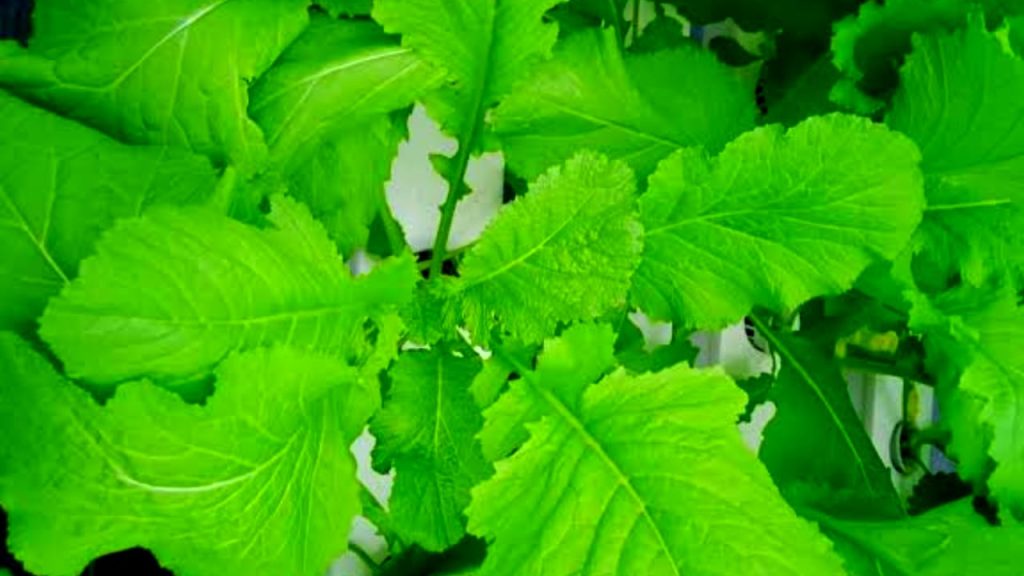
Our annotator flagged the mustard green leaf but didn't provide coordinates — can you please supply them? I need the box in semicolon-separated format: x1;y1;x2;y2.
456;152;643;344
478;323;617;461
0;335;375;576
910;284;1024;519
0;0;310;172
888;16;1024;285
373;0;563;153
40;195;418;392
494;29;756;180
632;114;925;330
467;327;845;575
754;319;903;517
810;499;1023;575
0;90;216;332
371;349;491;551
249;14;441;255
831;0;970;110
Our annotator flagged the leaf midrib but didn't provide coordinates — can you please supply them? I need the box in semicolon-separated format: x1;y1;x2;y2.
508;355;681;576
750;314;879;493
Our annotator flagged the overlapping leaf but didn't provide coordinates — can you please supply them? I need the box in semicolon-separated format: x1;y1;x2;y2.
0;0;309;171
754;318;903;517
831;0;971;112
910;285;1024;518
249;14;441;255
373;0;562;151
40;196;418;391
467;325;845;575
887;16;1024;285
0;336;375;576
495;29;755;180
632;114;925;329
0;91;216;331
371;349;491;551
809;499;1022;575
455;152;643;344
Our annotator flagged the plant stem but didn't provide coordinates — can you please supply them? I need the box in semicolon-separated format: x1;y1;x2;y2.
428;87;488;278
349;542;381;573
840;355;934;386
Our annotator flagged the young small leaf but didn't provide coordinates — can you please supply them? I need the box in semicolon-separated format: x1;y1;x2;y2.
456;152;643;344
632;114;925;330
371;349;491;551
41;196;418;390
0;335;375;576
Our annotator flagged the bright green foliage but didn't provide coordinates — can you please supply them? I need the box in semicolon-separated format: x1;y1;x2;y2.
478;323;617;460
3;1;1024;573
888;17;1024;285
371;349;491;551
40;196;417;391
911;285;1024;518
495;29;755;180
373;0;562;154
754;320;903;516
0;91;216;331
0;0;309;172
812;500;1023;575
831;0;971;112
0;335;375;576
467;325;846;575
249;14;440;255
456;152;643;343
632;114;925;329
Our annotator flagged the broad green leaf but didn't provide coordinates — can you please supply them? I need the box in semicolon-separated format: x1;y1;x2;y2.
0;0;309;172
911;285;1024;518
40;195;418;391
249;14;441;256
371;349;491;551
0;335;375;576
808;499;1022;575
632;114;925;330
375;3;561;171
494;29;756;180
373;0;563;231
0;90;216;332
753;317;903;517
479;323;617;461
888;17;1024;285
467;326;845;575
831;0;970;111
373;0;562;150
455;152;643;344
